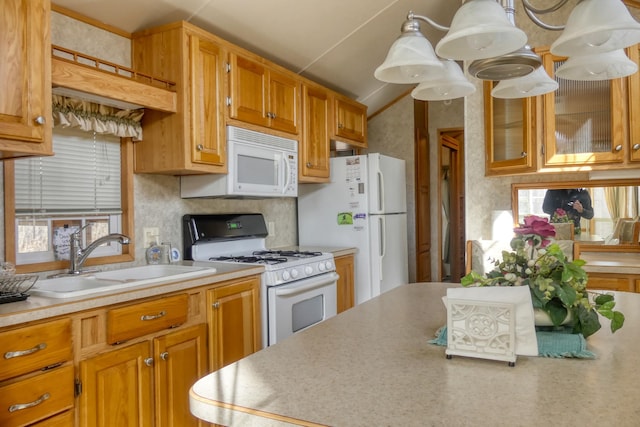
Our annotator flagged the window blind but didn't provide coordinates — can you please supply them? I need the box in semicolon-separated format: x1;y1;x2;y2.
15;127;122;214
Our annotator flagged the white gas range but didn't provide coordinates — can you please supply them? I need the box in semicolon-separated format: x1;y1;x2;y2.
182;214;338;347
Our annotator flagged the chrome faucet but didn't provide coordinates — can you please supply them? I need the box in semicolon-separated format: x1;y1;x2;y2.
68;225;130;275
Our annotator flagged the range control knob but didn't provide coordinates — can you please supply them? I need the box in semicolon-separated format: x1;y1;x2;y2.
290;269;299;279
305;266;313;275
282;270;291;281
325;261;333;270
318;263;326;272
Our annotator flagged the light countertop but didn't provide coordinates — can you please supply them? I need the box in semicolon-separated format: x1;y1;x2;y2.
0;262;264;328
190;282;640;427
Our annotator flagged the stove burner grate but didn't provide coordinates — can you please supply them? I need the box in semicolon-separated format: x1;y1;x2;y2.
209;255;289;265
252;250;323;258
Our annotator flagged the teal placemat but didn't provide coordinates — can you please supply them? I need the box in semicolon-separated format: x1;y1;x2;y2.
428;326;595;359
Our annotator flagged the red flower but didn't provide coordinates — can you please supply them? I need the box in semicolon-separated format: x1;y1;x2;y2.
514;215;556;247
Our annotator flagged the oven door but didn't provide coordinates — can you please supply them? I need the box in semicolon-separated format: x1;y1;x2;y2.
267;272;338;346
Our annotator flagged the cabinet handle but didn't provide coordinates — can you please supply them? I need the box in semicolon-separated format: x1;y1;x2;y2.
160;351;169;361
306;162;312;168
615;144;623;152
520;151;527;158
141;311;166;321
196;144;204;151
34;116;46;125
144;357;154;367
9;393;50;412
212;301;220;309
4;343;47;359
633;143;640;151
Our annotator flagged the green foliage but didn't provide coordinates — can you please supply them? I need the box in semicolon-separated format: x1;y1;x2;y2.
463;216;625;338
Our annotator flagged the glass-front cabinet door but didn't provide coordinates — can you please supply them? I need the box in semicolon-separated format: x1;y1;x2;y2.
539;47;627;166
483;81;536;175
627;43;640;163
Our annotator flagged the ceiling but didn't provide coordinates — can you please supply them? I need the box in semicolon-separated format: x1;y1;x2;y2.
53;0;461;116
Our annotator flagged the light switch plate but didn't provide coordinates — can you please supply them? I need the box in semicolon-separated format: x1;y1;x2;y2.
143;227;159;248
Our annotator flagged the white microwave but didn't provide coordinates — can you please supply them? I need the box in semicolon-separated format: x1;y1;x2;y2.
181;126;298;198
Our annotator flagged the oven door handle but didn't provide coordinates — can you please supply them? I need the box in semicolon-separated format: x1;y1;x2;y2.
273;272;339;296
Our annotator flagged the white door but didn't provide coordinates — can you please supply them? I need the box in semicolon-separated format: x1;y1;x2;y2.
367;154;407;215
369;213;409;297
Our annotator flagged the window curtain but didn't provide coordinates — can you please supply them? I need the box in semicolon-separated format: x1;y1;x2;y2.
52;94;144;140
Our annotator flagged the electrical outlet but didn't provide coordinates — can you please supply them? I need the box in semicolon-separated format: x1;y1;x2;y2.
143;227;159;248
268;221;276;237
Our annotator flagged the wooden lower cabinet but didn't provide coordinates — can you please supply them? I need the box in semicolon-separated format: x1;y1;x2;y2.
334;254;355;313
79;325;207;427
208;276;261;371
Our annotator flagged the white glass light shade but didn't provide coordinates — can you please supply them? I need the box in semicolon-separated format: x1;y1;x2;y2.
435;0;527;61
411;60;476;101
551;0;640;56
555;49;638;81
374;33;443;84
491;67;558;99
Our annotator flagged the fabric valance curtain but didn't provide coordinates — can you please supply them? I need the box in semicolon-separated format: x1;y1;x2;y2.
52;95;144;140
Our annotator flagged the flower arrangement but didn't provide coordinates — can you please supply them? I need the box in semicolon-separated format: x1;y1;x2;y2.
551;208;571;223
462;215;624;338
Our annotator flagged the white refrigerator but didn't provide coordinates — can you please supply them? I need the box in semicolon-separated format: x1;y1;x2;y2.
298;153;408;304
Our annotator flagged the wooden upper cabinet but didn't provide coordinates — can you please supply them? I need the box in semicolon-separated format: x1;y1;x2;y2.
0;0;53;159
538;47;627;166
332;93;367;147
627;43;640;163
132;22;226;175
227;51;300;135
300;83;331;182
483;80;537;176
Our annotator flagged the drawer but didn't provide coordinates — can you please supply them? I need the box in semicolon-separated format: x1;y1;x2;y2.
0;319;72;381
0;365;74;427
107;293;188;343
587;276;634;292
32;410;74;427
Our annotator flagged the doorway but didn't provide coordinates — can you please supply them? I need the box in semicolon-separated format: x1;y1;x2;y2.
438;128;465;282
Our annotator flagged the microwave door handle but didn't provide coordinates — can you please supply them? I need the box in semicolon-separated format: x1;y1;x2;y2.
282;154;291;195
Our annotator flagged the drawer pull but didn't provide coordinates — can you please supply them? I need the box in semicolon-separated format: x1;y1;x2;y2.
4;343;47;359
140;311;166;321
9;393;50;412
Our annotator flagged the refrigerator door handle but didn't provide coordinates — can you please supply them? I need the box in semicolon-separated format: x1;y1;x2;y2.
376;171;385;212
378;216;386;281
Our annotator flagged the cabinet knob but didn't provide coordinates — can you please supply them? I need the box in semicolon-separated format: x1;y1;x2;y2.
306;162;312;167
520;151;527;158
615;144;623;152
212;301;220;309
196;144;204;151
160;351;169;361
34;116;46;125
338;123;344;129
144;357;154;367
633;143;640;151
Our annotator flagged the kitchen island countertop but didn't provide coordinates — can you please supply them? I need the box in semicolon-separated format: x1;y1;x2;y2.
190;282;640;426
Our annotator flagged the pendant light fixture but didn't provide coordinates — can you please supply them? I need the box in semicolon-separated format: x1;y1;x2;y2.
555;49;639;81
491;66;559;98
374;0;640;101
411;60;476;101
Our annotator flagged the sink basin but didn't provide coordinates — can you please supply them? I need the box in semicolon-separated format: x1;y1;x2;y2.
30;264;216;298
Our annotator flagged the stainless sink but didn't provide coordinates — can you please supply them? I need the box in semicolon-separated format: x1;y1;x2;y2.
30;264;216;298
